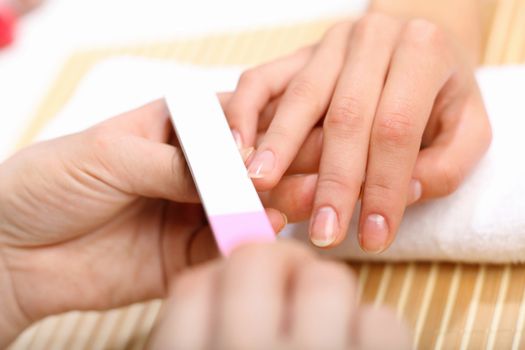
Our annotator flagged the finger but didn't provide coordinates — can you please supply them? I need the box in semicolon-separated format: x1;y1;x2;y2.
246;22;352;191
161;204;288;276
85;130;200;203
148;262;220;350
220;92;281;134
215;242;316;349
261;174;317;223
226;46;314;147
253;127;323;174
289;261;358;350
257;95;282;132
103;99;172;142
286;127;323;174
266;208;289;234
360;20;453;253
186;209;289;267
411;87;492;202
311;14;401;248
354;306;412;350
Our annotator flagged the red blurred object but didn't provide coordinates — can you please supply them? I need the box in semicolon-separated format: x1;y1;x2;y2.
0;4;17;48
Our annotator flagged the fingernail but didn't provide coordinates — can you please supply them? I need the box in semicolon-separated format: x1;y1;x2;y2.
231;129;243;149
277;212;289;233
247;150;275;179
310;206;338;247
360;214;389;254
240;147;254;162
408;179;422;204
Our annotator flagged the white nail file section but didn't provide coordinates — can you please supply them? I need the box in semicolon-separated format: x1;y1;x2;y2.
165;89;275;256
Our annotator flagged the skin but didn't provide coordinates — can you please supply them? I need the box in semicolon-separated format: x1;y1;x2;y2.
148;241;412;350
0;99;408;349
225;3;491;253
0;100;307;347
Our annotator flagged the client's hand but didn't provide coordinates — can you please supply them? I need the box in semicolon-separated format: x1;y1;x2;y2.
0;100;302;346
149;241;411;350
225;14;492;253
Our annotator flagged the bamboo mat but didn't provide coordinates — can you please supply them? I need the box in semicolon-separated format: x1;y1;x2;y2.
8;1;525;348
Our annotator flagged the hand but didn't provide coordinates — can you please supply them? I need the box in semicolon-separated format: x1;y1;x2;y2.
0;100;302;346
224;14;492;253
148;241;411;350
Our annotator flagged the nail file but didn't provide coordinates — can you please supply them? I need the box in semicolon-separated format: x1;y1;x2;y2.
165;89;275;256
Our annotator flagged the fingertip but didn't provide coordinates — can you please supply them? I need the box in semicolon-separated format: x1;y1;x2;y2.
246;148;284;192
279;212;289;233
265;208;288;234
246;149;276;179
309;206;339;248
358;213;390;254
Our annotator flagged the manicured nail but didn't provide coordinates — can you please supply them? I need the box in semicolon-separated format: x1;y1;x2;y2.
408;179;422;204
247;150;275;179
310;206;338;247
231;129;243;149
240;147;254;162
360;214;389;254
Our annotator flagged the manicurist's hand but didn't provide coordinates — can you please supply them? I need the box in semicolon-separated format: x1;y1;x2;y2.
0;100;302;347
225;13;491;253
148;241;411;350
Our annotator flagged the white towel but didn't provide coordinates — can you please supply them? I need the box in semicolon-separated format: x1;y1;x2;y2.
37;57;525;263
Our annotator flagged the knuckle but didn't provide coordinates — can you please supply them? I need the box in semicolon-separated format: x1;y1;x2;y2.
353;13;389;40
326;96;367;135
318;170;359;196
266;122;292;141
324;20;352;39
89;126;118;153
363;178;397;205
402;19;445;51
237;68;260;87
374;110;417;147
287;77;317;102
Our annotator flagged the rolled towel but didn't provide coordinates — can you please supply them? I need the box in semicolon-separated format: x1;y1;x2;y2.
284;65;525;263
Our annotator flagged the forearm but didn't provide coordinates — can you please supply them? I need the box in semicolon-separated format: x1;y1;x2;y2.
369;0;483;64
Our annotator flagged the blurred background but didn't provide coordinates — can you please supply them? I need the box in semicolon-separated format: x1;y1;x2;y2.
0;0;366;160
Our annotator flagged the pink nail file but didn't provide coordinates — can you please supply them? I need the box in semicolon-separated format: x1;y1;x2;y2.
165;89;275;256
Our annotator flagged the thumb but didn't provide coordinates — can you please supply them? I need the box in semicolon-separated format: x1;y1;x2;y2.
96;134;200;203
